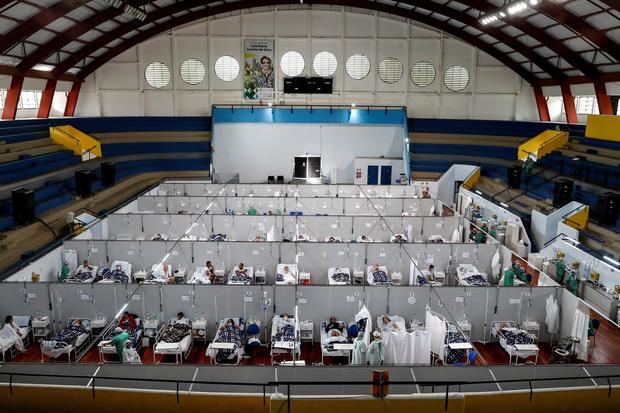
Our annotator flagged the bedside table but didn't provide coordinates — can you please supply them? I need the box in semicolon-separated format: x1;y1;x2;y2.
192;319;208;344
353;269;364;285
299;272;311;285
143;319;160;346
457;320;472;340
134;270;147;283
521;320;540;343
299;320;313;345
32;317;51;341
91;317;108;336
255;269;267;285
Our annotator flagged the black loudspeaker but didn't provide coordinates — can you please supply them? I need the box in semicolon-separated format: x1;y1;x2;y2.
594;192;619;226
101;161;116;187
507;165;522;188
75;169;93;198
553;178;573;207
267;176;275;184
12;187;35;226
277;176;284;184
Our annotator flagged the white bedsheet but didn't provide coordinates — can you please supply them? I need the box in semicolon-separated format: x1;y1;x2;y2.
366;265;389;285
276;264;298;285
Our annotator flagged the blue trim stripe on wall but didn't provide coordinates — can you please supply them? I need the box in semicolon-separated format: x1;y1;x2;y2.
212;107;407;125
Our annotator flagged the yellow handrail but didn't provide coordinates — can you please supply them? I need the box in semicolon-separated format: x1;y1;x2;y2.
50;125;102;161
517;130;568;162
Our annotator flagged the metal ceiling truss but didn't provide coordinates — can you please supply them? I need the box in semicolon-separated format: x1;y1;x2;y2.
0;0;617;86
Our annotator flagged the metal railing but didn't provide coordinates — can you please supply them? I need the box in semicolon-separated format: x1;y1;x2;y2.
1;370;619;412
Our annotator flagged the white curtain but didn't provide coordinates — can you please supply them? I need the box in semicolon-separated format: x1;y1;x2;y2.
425;310;447;362
545;294;560;335
355;305;373;348
491;250;501;278
382;330;431;365
570;302;589;361
451;225;463;243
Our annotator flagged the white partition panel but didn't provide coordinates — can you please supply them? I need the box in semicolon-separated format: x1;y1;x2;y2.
63;240;108;267
108;214;142;239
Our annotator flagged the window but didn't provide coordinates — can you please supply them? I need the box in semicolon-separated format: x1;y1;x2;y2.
281;51;305;77
145;62;171;88
180;58;206;85
345;54;371;80
574;96;599;115
378;58;403;84
410;61;436;87
0;89;5;109
313;51;337;77
443;66;469;92
214;56;240;81
18;90;42;109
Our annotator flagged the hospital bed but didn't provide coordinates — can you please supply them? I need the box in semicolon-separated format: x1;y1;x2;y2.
98;260;133;283
427;235;448;244
325;236;343;243
206;318;245;364
390;234;408;243
153;318;193;365
98;317;143;363
144;263;178;283
444;323;471;365
207;233;227;242
270;315;301;364
356;235;374;243
320;320;349;364
40;318;92;362
151;234;169;241
418;270;444;286
228;266;254;285
0;315;31;361
456;264;490;286
490;321;539;365
188;265;225;284
376;315;407;333
328;267;351;285
366;265;392;285
276;264;298;285
63;265;98;283
293;234;316;242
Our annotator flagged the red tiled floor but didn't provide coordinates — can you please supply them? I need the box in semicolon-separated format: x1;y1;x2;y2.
473;341;552;365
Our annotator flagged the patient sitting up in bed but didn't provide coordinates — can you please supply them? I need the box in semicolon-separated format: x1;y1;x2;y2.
152;233;165;241
360;235;371;242
327;236;340;243
105;263;129;283
235;263;248;277
174;312;190;327
118;311;137;330
76;260;94;275
427;265;435;281
220;319;241;332
162;264;174;284
204;261;216;284
325;317;344;336
392;234;406;243
379;316;398;332
277;265;296;284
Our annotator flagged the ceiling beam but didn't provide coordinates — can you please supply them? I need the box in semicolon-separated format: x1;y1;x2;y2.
16;7;123;73
537;72;620;86
75;0;538;83
532;2;620;63
0;64;81;82
0;0;89;54
472;1;601;79
398;0;564;79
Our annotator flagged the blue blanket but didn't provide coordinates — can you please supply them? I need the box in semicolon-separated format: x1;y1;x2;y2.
214;326;243;362
501;329;534;346
462;274;488;286
231;273;252;283
445;331;468;364
372;271;390;285
417;275;429;286
102;268;129;283
52;324;87;345
208;233;227;241
331;272;350;283
275;323;297;342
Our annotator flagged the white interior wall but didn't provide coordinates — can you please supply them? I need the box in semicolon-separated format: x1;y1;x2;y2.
213;123;402;183
73;8;539;121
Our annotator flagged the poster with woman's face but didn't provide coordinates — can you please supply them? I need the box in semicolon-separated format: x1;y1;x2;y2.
243;39;275;100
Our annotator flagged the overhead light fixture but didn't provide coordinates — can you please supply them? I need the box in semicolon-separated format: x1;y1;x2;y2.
500;202;509;208
103;0;147;21
479;0;539;26
475;190;483;195
604;256;620;267
351;102;356;107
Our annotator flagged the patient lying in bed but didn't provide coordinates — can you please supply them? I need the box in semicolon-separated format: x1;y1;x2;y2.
102;263;129;283
276;265;297;284
371;264;391;285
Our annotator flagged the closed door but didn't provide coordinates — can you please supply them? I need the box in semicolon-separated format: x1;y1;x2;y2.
380;165;392;185
367;165;378;185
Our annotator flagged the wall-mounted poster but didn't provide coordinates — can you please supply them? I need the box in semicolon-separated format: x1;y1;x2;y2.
243;39;275;100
